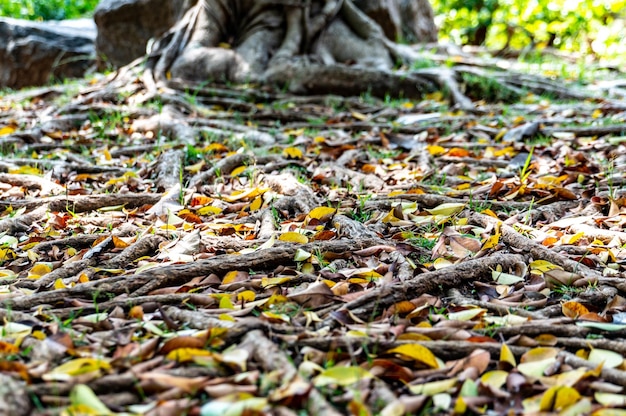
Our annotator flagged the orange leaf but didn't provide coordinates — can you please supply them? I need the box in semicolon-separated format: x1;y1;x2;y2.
447;147;470;157
562;301;590;319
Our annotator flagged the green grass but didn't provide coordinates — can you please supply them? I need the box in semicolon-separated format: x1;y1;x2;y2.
0;0;99;20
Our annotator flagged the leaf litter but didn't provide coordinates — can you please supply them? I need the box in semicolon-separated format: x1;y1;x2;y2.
0;67;626;415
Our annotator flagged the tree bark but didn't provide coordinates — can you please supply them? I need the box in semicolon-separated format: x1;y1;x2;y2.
145;0;439;97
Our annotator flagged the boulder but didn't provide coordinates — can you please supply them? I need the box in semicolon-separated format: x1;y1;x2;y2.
94;0;196;69
0;17;96;89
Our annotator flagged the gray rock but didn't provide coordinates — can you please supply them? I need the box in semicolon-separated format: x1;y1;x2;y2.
0;374;32;416
0;17;96;89
94;0;196;69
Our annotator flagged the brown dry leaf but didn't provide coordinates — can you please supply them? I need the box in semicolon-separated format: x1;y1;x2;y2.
287;282;339;308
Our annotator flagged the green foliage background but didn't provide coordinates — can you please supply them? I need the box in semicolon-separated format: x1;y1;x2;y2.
0;0;625;60
0;0;98;20
431;0;626;59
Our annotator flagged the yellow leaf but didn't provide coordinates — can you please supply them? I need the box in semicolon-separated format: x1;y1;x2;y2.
54;279;68;290
237;290;256;302
564;231;585;245
0;269;17;280
282;147;303;159
222;187;268;202
480;370;508;390
500;344;516;367
230;165;247;176
261;311;290;323
540;386;580;411
8;165;42;175
197;206;223;216
279;232;309;244
408;378;458;396
284;128;305;137
529;260;562;273
521;347;560;362
592;409;626;416
184;160;205;174
166;348;213;363
219;296;234;310
351;111;368;121
261;276;293;289
248;196;263;212
0;125;16;136
481;233;501;250
308;206;337;222
43;358;111;382
28;262;53;279
386;344;439;368
481;208;499;218
313;366;373;387
427;145;447;155
425;203;466;216
454;397;467;414
433;257;453;269
518;348;560;378
205;143;229;153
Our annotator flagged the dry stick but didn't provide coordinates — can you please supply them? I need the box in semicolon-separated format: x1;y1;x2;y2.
542;123;626;137
479;319;601;338
154;149;184;191
17;235;164;290
296;337;529;360
296;336;626;386
189;153;254;190
561;351;626;387
240;330;343;416
447;288;548;319
19;258;98;290
569;223;626;245
469;212;609;284
39;293;217;319
555;337;626;356
0;173;65;195
0;205;48;234
32;234;101;253
363;194;532;211
0;193;161;211
3;239;381;311
326;253;525;327
101;234;165;269
0;308;40;323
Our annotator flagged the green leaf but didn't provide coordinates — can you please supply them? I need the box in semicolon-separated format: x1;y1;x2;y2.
69;384;112;415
